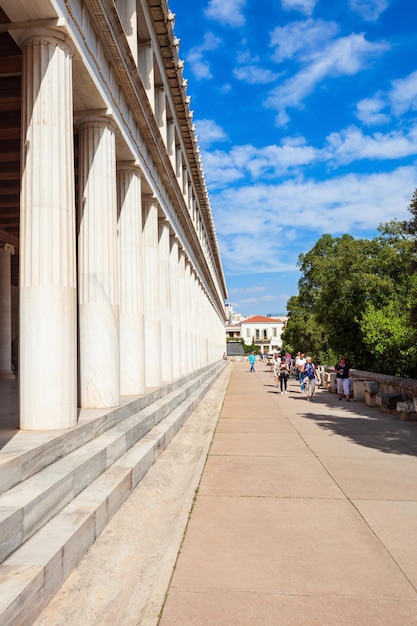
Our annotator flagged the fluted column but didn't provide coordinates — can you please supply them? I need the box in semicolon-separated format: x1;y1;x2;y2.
117;163;145;396
0;244;15;379
184;258;192;373
190;268;197;370
178;248;186;376
143;197;161;387
159;218;173;383
77;115;119;408
20;31;77;429
169;235;181;378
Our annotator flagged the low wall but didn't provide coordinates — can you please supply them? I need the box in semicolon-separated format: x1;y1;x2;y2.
322;366;417;419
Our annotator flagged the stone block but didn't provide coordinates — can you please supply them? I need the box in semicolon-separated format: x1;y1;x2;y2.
327;372;337;393
398;410;417;421
396;402;415;413
364;381;378;393
378;393;403;409
365;389;378;407
352;378;370;402
0;507;23;563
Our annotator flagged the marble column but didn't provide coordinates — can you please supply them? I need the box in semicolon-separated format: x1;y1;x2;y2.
117;163;145;396
169;235;181;378
184;258;192;374
20;30;77;429
159;218;173;383
175;145;183;189
178;248;186;376
143;197;161;387
155;86;167;146
77;116;119;408
190;268;197;371
167;118;175;170
138;41;154;113
0;244;15;379
115;0;138;63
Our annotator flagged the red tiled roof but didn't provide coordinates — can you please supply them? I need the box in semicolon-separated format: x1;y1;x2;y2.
242;316;285;323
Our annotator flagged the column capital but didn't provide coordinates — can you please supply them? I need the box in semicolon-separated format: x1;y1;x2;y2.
19;26;75;57
0;243;15;255
117;161;142;175
75;112;117;132
142;194;158;209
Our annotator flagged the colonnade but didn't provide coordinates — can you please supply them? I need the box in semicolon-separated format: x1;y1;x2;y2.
0;18;226;431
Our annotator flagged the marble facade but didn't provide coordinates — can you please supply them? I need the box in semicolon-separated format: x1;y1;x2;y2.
0;0;227;430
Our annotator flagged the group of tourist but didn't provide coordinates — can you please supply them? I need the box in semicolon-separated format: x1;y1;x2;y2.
294;352;320;400
271;352;292;395
294;352;351;401
248;350;351;402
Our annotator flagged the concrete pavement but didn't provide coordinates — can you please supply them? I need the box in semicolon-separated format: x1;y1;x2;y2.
159;360;417;625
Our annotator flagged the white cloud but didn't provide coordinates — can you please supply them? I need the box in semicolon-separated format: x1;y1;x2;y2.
270;19;339;63
355;96;390;125
211;166;416;275
186;32;222;80
195;119;227;147
349;0;389;21
281;0;318;16
266;33;389;125
355;70;417;125
389;70;417;116
233;65;280;84
325;125;417;164
204;0;246;27
203;123;417;188
202;139;319;188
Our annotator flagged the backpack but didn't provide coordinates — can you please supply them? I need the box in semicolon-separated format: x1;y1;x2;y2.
304;362;314;379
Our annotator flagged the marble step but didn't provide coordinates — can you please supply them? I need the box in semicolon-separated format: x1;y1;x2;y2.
0;363;225;626
0;362;220;496
0;362;224;566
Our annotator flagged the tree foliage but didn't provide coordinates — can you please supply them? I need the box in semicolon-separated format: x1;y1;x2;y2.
282;191;417;377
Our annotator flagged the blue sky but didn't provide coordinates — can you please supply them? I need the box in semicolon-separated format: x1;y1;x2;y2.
169;0;417;318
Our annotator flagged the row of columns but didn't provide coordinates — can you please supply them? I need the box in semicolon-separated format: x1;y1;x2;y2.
9;28;224;431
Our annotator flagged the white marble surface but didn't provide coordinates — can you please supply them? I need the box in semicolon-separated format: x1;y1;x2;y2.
143;200;162;388
118;165;145;396
20;32;77;429
78;117;119;409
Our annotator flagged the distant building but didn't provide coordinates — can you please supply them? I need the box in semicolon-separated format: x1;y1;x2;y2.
225;304;245;324
226;323;241;341
241;315;288;354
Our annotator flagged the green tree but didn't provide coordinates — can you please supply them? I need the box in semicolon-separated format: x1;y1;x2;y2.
401;188;417;329
284;218;417;376
360;301;417;377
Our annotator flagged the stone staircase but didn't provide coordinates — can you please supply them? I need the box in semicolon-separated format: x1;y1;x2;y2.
0;361;226;625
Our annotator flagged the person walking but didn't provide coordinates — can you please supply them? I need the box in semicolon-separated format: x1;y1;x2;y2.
335;356;350;401
272;352;280;384
249;351;256;373
278;356;290;394
301;356;320;400
296;352;306;392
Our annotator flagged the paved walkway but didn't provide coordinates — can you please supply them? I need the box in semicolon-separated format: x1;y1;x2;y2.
159;360;417;625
